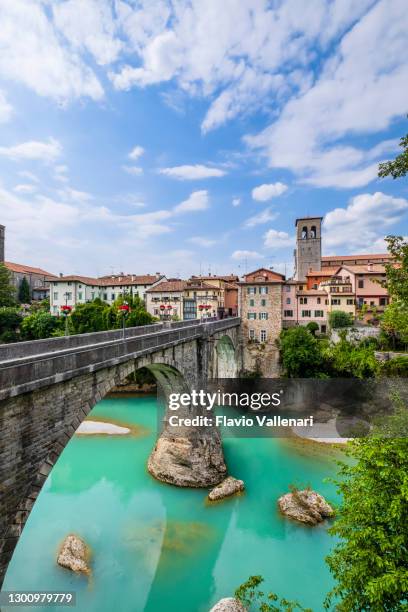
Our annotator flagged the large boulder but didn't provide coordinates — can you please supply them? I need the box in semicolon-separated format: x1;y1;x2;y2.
210;597;247;612
208;477;245;501
57;534;91;575
148;433;227;487
278;489;334;526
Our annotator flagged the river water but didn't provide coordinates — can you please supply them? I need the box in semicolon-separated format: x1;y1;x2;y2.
3;395;342;612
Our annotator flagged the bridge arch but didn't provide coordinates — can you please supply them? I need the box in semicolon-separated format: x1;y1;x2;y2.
214;333;238;378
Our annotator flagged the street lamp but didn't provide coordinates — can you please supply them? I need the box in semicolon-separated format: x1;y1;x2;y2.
60;305;72;336
118;302;130;341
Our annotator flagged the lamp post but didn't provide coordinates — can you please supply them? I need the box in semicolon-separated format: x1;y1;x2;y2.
60;305;72;336
118;302;130;341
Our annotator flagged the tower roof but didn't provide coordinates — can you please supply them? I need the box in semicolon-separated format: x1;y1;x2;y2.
295;216;323;226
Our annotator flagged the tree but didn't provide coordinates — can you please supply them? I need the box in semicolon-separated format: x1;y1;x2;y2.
235;575;312;611
326;401;408;611
381;300;408;349
323;332;379;378
0;307;22;342
70;300;109;334
279;327;324;377
20;311;62;340
380;236;408;347
329;310;353;329
18;276;31;303
306;321;319;336
0;263;16;307
378;126;408;179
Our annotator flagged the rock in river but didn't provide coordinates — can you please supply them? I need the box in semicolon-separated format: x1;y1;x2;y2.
57;534;91;575
278;489;334;526
210;597;247;612
208;476;245;501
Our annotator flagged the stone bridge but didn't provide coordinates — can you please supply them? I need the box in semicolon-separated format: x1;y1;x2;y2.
0;317;241;584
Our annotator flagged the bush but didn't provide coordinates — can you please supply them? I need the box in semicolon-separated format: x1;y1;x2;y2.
306;321;319;336
279;327;324;377
380;355;408;377
0;307;22;342
329;310;354;329
20;311;62;340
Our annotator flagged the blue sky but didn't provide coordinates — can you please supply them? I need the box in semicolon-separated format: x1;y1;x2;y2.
0;0;407;278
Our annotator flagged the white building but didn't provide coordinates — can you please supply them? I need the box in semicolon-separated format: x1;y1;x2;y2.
50;273;166;315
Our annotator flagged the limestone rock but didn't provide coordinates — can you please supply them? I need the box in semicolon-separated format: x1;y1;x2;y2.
278;489;334;526
148;433;227;487
208;476;244;501
210;597;247;612
57;534;91;575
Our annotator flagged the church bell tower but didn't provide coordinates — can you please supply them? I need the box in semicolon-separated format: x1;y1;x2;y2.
294;217;322;281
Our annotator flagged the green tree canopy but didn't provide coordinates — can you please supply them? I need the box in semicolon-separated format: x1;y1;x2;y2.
18;276;31;303
326;401;408;611
329;310;353;329
279;327;324;377
378;127;408;179
20;311;62;340
0;263;16;307
0;307;23;342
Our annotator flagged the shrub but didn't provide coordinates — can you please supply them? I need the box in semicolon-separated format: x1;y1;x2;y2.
329;310;354;329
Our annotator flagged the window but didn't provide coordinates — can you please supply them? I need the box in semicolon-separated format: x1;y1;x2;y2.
249;299;255;307
325;299;329;305
317;297;321;304
301;310;311;317
346;299;354;305
91;292;95;300
103;293;108;301
66;292;72;300
314;310;324;317
301;226;307;239
111;293;115;300
310;225;316;239
358;279;364;288
247;313;256;320
298;285;304;290
285;285;291;292
284;310;293;317
370;301;375;306
78;284;82;288
53;292;58;300
154;309;159;315
313;284;318;290
331;298;340;305
379;297;387;306
286;297;291;304
300;297;308;304
261;299;266;306
53;305;58;313
259;286;268;294
260;329;267;342
247;287;256;295
78;292;83;300
67;282;72;286
321;325;327;333
249;329;255;340
259;312;268;320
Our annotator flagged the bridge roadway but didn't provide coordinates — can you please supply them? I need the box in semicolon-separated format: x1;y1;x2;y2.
0;317;240;401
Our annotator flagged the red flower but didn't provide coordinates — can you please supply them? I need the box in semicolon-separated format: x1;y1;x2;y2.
160;304;165;310
119;304;130;311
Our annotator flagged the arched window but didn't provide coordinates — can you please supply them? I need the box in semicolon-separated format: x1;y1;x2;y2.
310;225;316;238
301;226;307;239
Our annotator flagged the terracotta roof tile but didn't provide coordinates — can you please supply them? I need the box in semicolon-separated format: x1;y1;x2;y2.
4;261;57;277
147;280;186;293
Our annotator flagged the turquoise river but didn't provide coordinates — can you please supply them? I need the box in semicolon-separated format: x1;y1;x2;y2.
3;394;343;612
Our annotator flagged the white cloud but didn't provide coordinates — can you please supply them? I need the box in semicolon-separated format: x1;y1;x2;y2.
188;236;217;247
159;164;226;180
129;145;145;161
53;0;122;66
123;165;144;176
0;0;103;101
54;165;69;183
0;90;12;123
264;229;294;249
324;191;408;252
244;208;279;228
18;170;39;183
246;0;408;188
0;138;62;163
173;190;209;214
231;250;264;260
13;184;37;194
252;182;288;202
232;198;241;207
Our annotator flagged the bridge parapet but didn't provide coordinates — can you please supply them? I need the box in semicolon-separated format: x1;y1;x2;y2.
0;318;240;401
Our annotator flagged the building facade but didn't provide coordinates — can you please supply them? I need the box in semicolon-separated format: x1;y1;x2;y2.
50;274;166;314
5;262;57;302
145;280;185;320
294;216;323;281
238;268;285;376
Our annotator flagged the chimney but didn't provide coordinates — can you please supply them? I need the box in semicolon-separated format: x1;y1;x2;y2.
59;272;63;277
156;272;161;279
